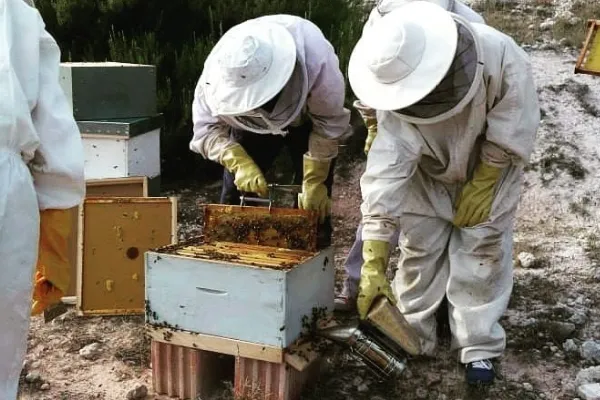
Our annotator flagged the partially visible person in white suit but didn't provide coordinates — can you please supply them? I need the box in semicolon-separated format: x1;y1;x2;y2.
0;0;85;397
336;0;486;312
347;1;539;385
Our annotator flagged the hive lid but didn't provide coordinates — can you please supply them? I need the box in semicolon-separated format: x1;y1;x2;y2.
202;204;318;252
154;238;315;270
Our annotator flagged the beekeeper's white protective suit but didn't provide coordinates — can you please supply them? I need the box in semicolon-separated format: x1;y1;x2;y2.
350;8;540;362
338;0;487;307
190;14;350;165
0;0;85;397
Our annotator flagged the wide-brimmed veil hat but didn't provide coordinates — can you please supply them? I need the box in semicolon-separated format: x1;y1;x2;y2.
376;0;454;14
348;1;459;111
202;20;297;116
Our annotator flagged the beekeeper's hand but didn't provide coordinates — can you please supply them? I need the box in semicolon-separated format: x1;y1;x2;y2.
353;100;378;155
453;161;503;228
31;209;73;315
357;240;396;320
221;143;268;197
298;155;331;223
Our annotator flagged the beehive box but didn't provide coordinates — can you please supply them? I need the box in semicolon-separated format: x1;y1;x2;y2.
77;197;177;316
145;239;335;348
79;116;162;181
59;62;156;120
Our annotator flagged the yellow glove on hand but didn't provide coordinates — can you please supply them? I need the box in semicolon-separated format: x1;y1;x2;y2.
298;155;331;223
364;117;378;155
357;240;396;320
453;161;503;228
31;209;73;316
221;143;268;198
353;100;378;155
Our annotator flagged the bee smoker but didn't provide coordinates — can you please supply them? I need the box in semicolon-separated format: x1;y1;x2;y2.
316;297;422;381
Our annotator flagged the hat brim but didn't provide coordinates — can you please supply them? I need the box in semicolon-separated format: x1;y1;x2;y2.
203;22;297;116
349;1;458;111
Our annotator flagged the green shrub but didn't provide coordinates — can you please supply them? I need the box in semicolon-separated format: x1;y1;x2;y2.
37;0;368;182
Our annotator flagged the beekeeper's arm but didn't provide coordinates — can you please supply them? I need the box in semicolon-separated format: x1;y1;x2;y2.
190;81;267;197
298;25;351;222
29;20;86;315
454;39;540;227
357;114;423;318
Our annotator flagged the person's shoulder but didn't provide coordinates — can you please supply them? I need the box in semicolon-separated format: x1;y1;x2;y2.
473;23;530;61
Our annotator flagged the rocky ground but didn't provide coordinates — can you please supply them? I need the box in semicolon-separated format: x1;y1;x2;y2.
17;1;600;399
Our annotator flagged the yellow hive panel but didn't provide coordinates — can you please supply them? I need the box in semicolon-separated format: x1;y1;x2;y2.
78;197;177;315
575;20;600;76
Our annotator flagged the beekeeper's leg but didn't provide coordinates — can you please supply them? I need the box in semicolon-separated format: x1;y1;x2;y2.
0;151;40;398
447;166;522;363
391;169;454;355
220;129;285;204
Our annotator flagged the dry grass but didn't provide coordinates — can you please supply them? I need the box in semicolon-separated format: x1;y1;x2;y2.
475;0;600;47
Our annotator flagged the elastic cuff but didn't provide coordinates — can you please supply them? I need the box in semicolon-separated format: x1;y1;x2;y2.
460;348;504;364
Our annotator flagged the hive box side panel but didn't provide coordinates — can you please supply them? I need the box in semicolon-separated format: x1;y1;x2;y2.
127;128;161;178
78;198;176;315
61;63;157;120
65;178;149;297
65;205;81;297
284;247;335;347
82;135;128;179
145;253;287;347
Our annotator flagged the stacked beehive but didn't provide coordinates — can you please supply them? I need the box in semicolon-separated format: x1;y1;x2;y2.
145;205;335;400
57;62;177;317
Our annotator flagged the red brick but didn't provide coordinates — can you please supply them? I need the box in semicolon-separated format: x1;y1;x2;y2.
151;340;233;399
234;356;321;400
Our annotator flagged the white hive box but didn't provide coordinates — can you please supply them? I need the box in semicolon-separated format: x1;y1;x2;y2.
145;240;335;348
78;116;162;182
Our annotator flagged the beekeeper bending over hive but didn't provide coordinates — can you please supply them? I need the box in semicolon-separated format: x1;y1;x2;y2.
347;1;539;385
190;15;351;243
336;0;486;311
1;0;85;397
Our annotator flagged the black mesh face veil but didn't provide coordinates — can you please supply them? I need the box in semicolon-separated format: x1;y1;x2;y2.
395;21;478;120
228;60;305;134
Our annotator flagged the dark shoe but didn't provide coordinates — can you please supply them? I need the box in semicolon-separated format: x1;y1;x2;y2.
465;359;495;385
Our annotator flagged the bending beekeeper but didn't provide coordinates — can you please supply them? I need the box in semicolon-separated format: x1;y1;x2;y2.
0;0;85;397
347;1;539;385
336;0;486;311
190;15;350;244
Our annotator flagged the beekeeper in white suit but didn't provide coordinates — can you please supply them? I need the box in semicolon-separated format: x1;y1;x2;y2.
347;1;539;385
1;0;85;397
190;15;350;245
336;0;486;311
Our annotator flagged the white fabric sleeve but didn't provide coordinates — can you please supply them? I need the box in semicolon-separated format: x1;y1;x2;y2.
481;41;540;168
360;112;423;242
189;79;235;164
29;22;85;211
304;26;351;160
452;0;486;24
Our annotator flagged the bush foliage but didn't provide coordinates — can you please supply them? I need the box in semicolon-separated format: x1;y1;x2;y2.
36;0;368;181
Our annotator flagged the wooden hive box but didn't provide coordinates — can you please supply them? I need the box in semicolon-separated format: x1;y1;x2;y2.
77;197;177;316
145;238;334;349
78;115;163;184
59;62;157;120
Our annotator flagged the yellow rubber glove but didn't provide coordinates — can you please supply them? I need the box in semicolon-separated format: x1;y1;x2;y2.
363;117;378;155
453;161;503;228
298;155;331;223
353;100;378;155
357;240;397;320
31;209;73;316
221;143;268;198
